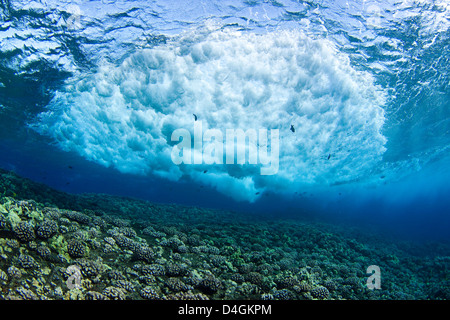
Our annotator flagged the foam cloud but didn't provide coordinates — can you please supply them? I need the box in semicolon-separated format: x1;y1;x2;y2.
35;28;387;201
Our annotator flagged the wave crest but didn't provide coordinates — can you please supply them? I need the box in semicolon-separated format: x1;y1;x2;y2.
35;28;387;201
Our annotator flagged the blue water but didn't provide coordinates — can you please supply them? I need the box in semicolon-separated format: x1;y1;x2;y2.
0;0;449;240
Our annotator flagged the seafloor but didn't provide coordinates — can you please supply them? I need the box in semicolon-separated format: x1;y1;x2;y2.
0;168;448;300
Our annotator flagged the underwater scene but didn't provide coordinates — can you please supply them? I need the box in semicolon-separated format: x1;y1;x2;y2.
0;0;449;302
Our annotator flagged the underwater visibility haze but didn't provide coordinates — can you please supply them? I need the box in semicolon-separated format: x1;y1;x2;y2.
0;0;449;300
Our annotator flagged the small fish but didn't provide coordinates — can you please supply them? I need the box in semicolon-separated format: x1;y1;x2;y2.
203;170;208;173
193;114;198;121
255;192;260;195
380;175;385;179
68;166;73;169
290;125;295;133
327;154;331;160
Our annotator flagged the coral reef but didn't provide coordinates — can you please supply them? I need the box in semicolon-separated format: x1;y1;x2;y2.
0;168;449;300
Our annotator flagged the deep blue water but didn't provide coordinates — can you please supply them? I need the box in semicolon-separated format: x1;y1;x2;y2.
0;0;449;241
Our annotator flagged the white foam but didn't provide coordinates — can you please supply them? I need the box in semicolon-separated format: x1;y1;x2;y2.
36;28;387;202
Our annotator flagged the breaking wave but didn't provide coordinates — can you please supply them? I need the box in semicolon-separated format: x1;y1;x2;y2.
35;28;387;201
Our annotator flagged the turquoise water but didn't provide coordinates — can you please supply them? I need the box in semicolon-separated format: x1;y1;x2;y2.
0;0;449;241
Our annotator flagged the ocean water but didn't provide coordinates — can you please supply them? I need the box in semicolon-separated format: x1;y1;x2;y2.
0;0;449;300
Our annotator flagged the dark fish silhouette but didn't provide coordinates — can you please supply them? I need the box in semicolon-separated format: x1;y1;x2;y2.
193;114;198;121
255;192;260;195
290;125;295;133
327;154;331;160
203;170;208;173
68;166;73;169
